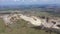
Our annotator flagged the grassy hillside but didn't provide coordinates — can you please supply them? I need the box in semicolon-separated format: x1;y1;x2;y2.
0;19;57;34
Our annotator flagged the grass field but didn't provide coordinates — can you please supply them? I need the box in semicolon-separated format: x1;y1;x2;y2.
0;18;57;34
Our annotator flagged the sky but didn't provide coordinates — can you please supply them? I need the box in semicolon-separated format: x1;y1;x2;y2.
0;0;60;5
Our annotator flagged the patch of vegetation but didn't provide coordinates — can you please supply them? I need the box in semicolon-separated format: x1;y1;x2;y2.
0;19;57;34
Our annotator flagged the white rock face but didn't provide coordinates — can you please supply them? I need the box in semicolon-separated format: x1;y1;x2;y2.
20;15;42;26
2;14;42;26
3;15;13;25
2;14;60;30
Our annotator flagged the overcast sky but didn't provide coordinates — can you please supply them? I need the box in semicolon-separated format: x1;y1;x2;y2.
0;0;60;5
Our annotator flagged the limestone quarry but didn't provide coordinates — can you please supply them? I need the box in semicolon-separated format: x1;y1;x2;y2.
0;12;60;34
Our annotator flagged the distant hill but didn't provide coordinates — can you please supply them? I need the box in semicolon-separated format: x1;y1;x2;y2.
0;4;60;13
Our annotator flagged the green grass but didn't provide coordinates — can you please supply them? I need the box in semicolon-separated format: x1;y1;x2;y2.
0;19;57;34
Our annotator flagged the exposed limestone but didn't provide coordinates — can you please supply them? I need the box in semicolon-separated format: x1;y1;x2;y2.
2;13;60;30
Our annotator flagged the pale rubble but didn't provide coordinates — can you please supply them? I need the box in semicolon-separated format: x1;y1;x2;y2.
20;14;42;26
2;13;60;30
3;15;13;25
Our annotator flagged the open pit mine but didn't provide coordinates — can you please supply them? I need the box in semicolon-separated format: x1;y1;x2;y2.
0;12;60;34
